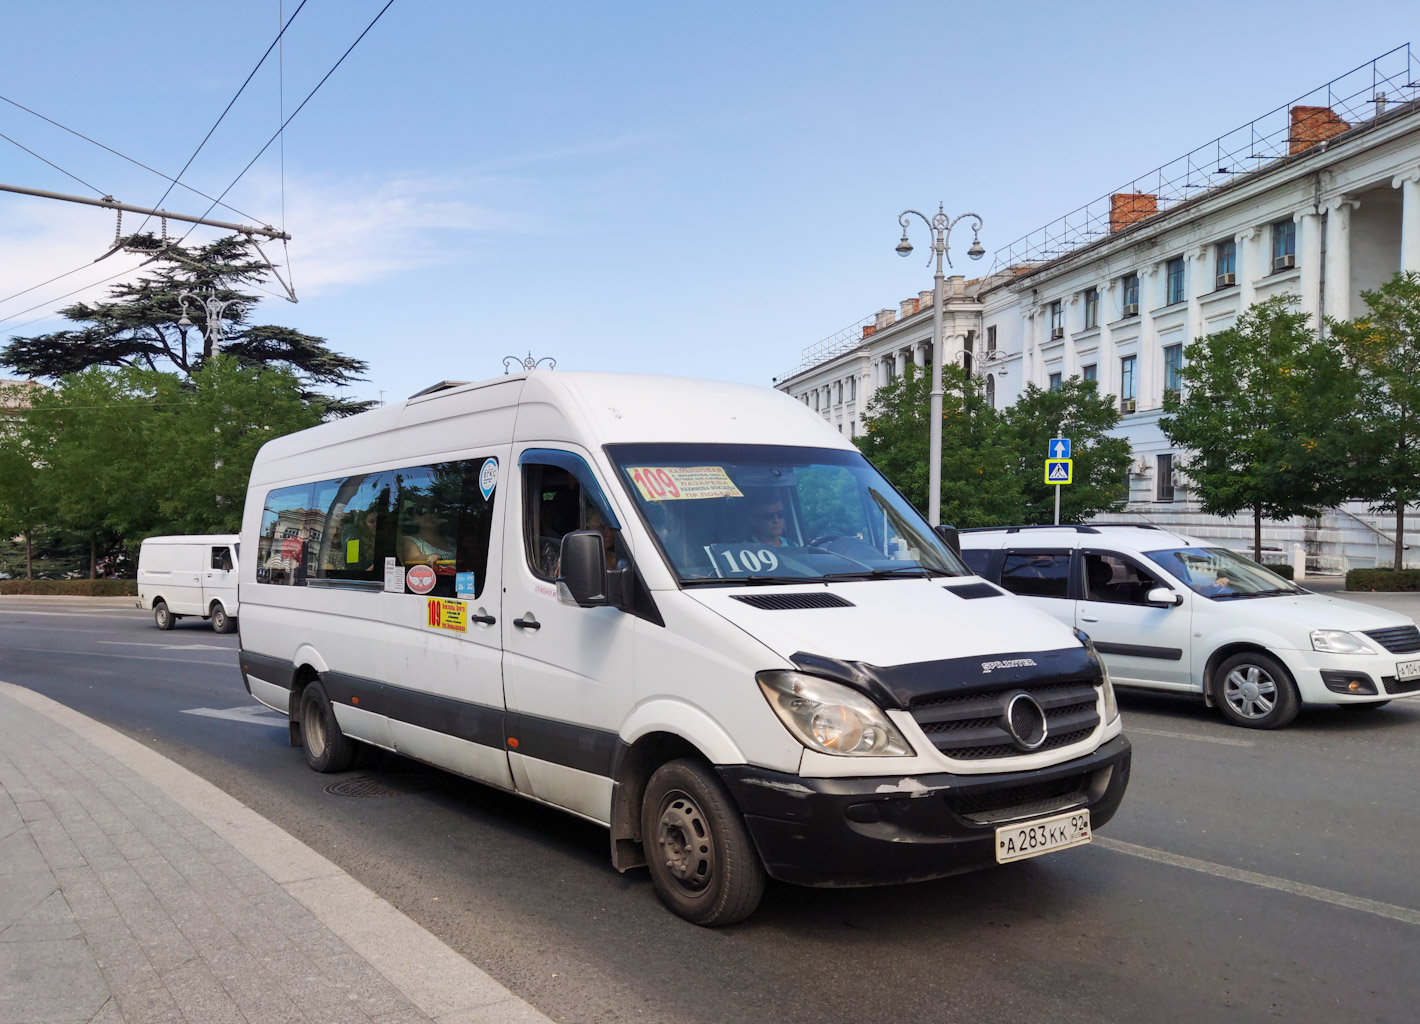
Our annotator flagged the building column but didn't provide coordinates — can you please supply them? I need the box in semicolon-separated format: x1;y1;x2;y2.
915;341;929;367
1235;226;1258;308
1395;168;1420;272
1137;263;1161;409
1324;197;1360;324
1185;244;1209;343
894;350;907;378
1295;209;1323;324
1096;279;1114;396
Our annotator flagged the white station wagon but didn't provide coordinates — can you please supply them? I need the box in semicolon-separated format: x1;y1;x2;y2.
959;525;1420;729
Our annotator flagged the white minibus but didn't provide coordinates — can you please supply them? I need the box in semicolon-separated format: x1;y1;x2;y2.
238;372;1131;924
137;534;240;632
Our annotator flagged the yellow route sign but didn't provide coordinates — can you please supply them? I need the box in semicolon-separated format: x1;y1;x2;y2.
1045;459;1073;485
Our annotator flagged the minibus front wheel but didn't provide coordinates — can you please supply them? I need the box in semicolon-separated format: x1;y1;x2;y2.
299;680;355;773
642;758;765;926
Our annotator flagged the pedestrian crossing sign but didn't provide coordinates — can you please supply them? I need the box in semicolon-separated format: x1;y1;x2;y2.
1045;459;1073;484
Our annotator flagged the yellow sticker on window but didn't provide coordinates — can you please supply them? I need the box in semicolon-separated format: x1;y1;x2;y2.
346;539;360;564
426;597;467;633
627;466;744;502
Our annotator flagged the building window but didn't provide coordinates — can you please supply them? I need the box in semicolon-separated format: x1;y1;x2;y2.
985;374;996;409
963;332;974;375
1272;219;1296;271
986;325;997;352
1048;372;1063;391
1083;288;1099;330
1166;257;1185;305
1163;344;1183;398
1120;355;1137;411
1048;300;1063;338
1157;454;1175;502
1082;363;1097;383
1122;274;1140;314
1216;240;1236;287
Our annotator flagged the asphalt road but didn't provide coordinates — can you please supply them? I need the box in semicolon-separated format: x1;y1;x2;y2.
3;595;1419;1023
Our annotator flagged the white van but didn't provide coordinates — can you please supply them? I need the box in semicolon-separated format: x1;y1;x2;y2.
238;372;1130;924
137;534;240;633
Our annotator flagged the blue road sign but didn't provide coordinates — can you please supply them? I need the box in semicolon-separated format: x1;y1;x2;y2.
1049;437;1071;459
1045;459;1073;484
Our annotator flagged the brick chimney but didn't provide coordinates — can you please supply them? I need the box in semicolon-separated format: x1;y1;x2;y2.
875;308;896;331
899;298;919;318
918;289;934;310
1109;193;1158;233
1288;105;1350;155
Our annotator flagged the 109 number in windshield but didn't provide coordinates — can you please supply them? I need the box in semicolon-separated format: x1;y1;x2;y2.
705;545;781;575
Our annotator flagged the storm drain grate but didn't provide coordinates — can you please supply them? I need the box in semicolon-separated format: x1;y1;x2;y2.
323;775;432;798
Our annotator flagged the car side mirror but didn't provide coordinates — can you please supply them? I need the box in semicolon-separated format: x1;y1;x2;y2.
935;523;962;557
557;531;608;607
1146;587;1183;607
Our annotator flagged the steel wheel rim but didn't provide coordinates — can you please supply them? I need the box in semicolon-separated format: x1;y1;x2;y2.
155;606;168;627
305;700;327;755
213;609;225;630
1224;665;1277;719
655;788;715;895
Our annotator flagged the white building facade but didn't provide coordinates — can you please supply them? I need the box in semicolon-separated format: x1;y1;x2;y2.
777;48;1420;570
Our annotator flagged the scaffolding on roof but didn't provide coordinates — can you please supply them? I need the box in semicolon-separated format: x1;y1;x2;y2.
990;44;1420;273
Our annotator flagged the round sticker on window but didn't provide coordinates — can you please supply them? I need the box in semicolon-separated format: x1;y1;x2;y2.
406;564;437;595
479;458;498;501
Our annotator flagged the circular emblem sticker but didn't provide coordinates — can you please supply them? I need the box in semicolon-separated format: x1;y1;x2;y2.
479;458;498;501
406;564;437;595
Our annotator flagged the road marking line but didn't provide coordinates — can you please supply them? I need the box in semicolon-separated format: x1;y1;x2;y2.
181;705;286;728
0;646;231;664
1094;836;1420;926
1127;726;1254;747
100;641;233;651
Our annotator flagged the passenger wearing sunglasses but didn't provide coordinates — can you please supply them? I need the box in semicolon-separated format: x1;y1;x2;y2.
749;500;787;548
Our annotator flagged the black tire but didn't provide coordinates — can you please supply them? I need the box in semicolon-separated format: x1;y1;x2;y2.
1212;651;1300;729
210;604;236;634
1342;700;1391;711
641;758;765;926
153;600;175;631
299;680;355;773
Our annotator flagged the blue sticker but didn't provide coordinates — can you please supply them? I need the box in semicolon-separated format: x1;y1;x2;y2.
479;458;498;501
456;572;477;597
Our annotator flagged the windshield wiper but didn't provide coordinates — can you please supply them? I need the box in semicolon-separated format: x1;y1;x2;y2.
1214;587;1296;600
682;575;814;587
820;566;950;582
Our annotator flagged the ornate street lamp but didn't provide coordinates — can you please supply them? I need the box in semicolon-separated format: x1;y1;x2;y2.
895;203;985;526
177;289;240;358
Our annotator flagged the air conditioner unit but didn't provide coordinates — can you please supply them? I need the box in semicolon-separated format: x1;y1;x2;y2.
1121;398;1137;414
1216;272;1236;287
1050;327;1064;340
1273;253;1296;271
1123;302;1139;316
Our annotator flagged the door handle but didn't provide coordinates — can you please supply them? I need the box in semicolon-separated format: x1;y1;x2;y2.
471;613;496;626
513;614;541;631
1080;615;1099;623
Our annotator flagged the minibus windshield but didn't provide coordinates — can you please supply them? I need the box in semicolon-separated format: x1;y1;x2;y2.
607;444;969;584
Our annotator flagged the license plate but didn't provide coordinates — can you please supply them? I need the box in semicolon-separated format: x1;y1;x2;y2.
1397;659;1420;682
995;809;1091;864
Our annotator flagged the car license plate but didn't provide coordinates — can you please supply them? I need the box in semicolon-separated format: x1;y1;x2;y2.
1397;659;1420;682
995;809;1091;864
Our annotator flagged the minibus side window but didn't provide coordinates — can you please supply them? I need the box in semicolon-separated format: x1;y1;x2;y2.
520;451;621;582
317;472;395;582
256;482;317;585
393;460;496;599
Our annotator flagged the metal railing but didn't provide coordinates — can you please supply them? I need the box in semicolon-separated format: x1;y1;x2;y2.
991;44;1420;272
777;312;876;382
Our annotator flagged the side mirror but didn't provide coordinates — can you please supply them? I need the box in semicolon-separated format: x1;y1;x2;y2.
935;523;962;557
557;531;608;607
1146;587;1183;607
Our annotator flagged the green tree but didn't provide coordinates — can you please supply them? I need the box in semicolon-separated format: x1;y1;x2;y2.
1329;270;1420;570
0;386;49;578
855;363;1023;527
2;234;371;415
1002;377;1132;524
1160;297;1356;560
148;356;325;534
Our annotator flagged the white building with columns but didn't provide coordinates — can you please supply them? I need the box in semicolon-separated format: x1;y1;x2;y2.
776;47;1420;569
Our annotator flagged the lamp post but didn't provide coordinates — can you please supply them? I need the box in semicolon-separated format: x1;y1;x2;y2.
177;289;240;359
895;203;985;526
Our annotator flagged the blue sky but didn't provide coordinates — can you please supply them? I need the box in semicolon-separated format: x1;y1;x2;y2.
0;2;1410;406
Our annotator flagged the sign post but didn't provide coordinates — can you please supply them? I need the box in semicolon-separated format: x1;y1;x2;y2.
1045;437;1072;525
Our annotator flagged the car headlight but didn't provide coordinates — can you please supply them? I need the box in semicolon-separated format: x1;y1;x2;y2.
756;671;914;756
1310;629;1376;655
1099;659;1120;724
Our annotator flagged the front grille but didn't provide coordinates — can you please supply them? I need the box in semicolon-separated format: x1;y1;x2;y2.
730;592;853;610
1383;675;1420;695
944;773;1089;823
1362;625;1420;654
910;680;1100;760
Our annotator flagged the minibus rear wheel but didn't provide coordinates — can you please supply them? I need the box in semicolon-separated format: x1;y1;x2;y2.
299;680;355;773
642;758;765;926
153;600;174;630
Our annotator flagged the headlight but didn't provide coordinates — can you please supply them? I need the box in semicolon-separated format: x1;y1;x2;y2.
756;671;914;756
1310;629;1375;655
1099;660;1120;724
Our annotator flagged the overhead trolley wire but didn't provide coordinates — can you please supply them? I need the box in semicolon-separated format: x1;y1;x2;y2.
0;128;107;197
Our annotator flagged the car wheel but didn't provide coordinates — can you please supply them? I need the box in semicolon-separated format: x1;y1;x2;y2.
299;680;355;773
1212;651;1300;729
153;601;174;631
641;758;765;926
210;604;235;634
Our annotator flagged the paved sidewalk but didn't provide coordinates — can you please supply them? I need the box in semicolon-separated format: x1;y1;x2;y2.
0;682;551;1024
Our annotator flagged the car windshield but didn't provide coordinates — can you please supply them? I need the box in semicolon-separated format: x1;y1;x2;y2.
1144;546;1303;600
606;443;969;584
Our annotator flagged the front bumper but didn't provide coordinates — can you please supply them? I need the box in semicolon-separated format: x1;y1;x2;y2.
1274;648;1420;703
718;733;1131;888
